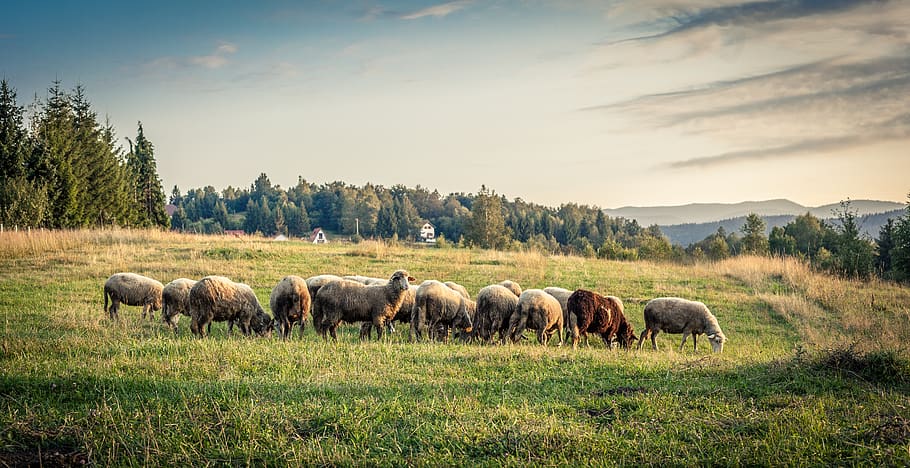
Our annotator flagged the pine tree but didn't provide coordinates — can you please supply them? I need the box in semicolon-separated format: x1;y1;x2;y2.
0;80;48;227
740;213;769;255
890;195;910;282
126;122;169;228
831;200;875;278
465;186;510;249
875;219;896;278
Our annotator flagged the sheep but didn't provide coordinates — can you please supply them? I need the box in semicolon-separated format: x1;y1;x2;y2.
409;280;474;343
314;270;415;341
543;286;572;331
565;289;636;350
509;289;564;346
161;278;197;333
306;274;343;332
270;275;311;340
638;297;727;353
103;272;164;321
359;284;417;340
444;281;471;300
189;276;273;338
498;280;523;297
343;275;388;286
474;284;520;345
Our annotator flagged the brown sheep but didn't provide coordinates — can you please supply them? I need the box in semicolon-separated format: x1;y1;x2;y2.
409;280;474;343
189;276;273;338
270;275;311;340
315;270;415;341
509;289;564;346
103;272;164;321
161;278;197;333
566;289;635;350
474;284;520;345
638;297;726;353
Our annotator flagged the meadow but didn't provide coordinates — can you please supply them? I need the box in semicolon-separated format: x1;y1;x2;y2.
1;229;909;466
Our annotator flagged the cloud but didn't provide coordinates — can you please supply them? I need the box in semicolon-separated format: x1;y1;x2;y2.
143;42;238;72
611;0;890;45
400;1;471;20
667;123;910;169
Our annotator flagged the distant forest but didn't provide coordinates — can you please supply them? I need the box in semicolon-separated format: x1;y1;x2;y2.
2;80;909;282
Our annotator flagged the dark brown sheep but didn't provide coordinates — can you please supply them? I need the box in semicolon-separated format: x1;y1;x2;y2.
566;289;636;350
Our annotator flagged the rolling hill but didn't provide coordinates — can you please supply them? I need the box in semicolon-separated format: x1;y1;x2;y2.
604;199;905;227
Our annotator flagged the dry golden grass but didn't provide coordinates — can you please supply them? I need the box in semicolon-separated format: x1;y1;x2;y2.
706;255;910;353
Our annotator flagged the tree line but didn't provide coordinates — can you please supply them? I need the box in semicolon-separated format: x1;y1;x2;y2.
3;80;908;282
0;80;168;229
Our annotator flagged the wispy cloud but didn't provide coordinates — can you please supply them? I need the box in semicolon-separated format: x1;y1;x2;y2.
142;42;238;72
400;1;471;20
610;0;890;45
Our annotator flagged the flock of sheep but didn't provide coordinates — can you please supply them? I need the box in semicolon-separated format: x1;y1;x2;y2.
102;270;728;353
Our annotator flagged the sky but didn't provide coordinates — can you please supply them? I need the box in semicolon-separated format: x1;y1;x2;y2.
1;0;908;209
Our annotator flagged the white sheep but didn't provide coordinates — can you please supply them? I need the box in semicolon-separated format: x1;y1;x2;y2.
189;276;273;338
409;280;474;343
270;275;311;340
314;270;415;341
103;272;164;321
161;278;197;333
638;297;727;353
475;284;520;345
509;289;564;346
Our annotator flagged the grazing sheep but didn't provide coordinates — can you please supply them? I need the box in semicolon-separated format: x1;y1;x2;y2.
360;284;417;340
410;280;475;343
306;274;343;332
475;284;520;345
509;289;564;346
543;286;572;332
499;280;522;297
189;276;273;338
103;272;164;321
315;270;415;341
638;297;727;353
270;275;311;340
161;278;197;333
566;289;636;350
343;275;388;286
444;281;471;300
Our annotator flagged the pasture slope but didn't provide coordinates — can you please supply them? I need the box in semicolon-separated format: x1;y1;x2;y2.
1;229;909;466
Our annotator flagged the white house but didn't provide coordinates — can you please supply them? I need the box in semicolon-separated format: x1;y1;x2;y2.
419;222;436;243
309;228;328;244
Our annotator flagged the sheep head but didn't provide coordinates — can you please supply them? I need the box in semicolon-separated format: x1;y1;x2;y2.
707;332;727;353
389;270;416;291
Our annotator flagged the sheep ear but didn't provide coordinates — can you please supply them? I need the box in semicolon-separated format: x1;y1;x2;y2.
408;276;416;282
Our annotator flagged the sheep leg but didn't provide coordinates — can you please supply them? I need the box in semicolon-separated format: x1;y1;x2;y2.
297;317;306;339
692;333;698;352
537;329;546;346
679;332;689;352
109;299;120;320
510;315;527;344
239;319;252;337
650;330;659;351
637;329;650;350
329;322;339;342
373;316;385;340
360;323;372;341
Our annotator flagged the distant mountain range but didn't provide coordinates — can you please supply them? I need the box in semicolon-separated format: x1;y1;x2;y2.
603;199;907;246
604;199;905;227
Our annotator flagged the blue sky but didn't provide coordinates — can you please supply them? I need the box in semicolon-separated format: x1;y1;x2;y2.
2;0;908;208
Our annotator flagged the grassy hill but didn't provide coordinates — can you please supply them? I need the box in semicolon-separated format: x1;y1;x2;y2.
1;230;909;465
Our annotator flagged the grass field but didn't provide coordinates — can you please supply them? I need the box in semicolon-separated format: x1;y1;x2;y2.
1;229;909;465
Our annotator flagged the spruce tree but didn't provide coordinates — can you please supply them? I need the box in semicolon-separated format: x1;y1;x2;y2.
740;213;769;255
127;122;169;228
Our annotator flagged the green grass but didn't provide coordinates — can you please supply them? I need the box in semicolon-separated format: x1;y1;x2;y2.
1;230;909;465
